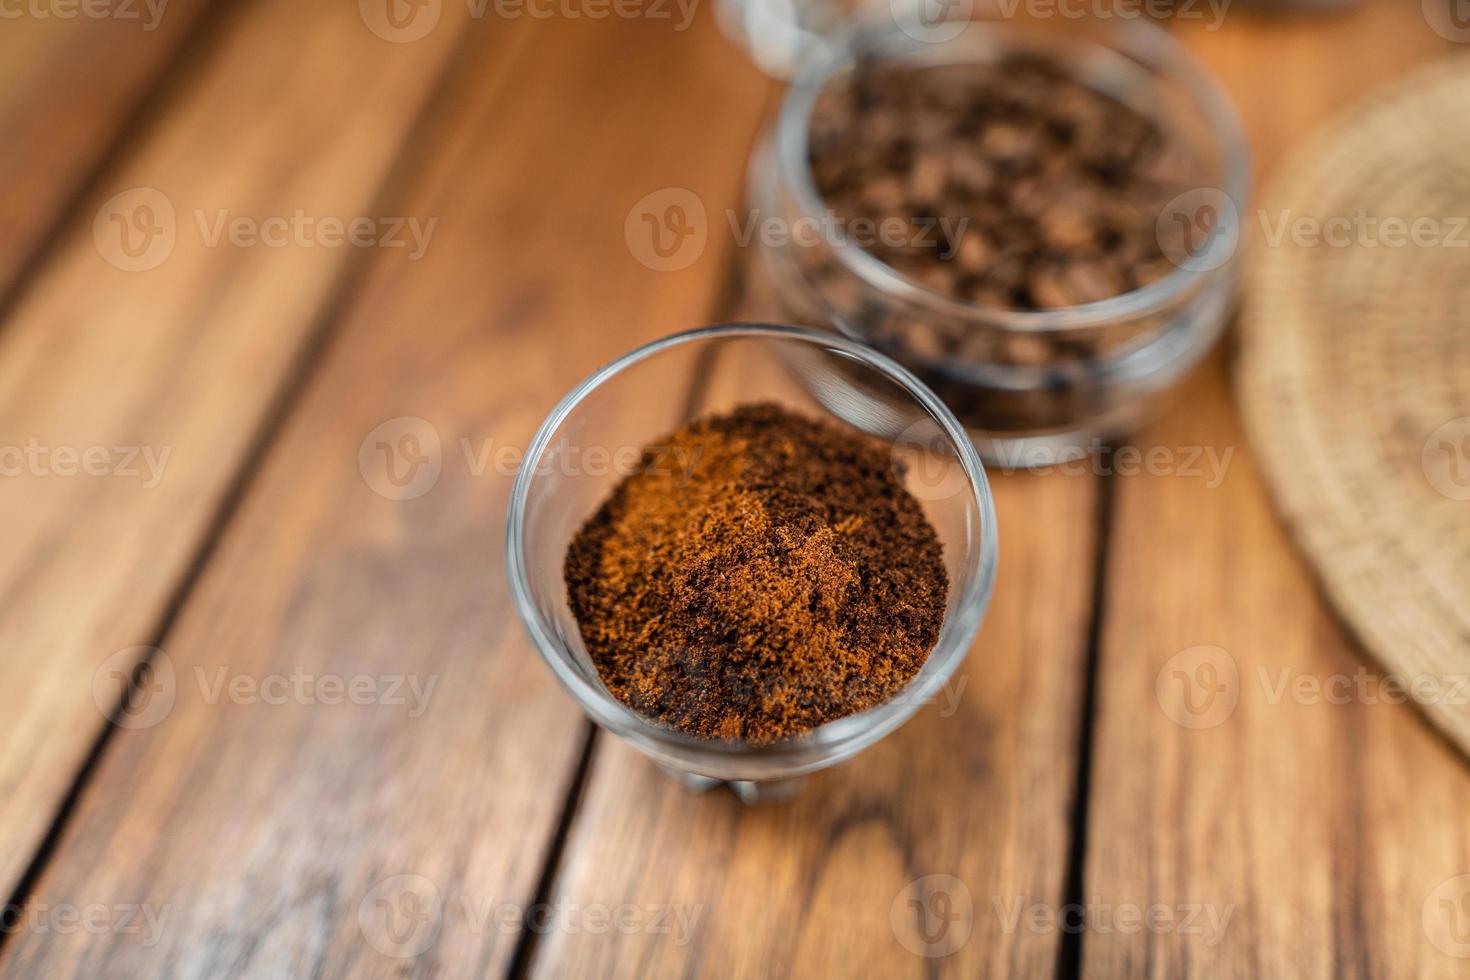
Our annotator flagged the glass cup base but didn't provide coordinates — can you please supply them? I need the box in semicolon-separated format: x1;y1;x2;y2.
658;765;810;805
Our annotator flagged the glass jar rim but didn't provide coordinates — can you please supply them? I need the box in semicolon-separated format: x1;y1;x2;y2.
504;322;999;776
774;17;1252;333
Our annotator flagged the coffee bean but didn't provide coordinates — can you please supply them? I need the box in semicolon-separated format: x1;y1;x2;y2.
860;175;906;213
803;50;1209;434
954;231;992;274
907;151;948;204
1040;203;1095;251
903;320;948;360
1002;333;1053;366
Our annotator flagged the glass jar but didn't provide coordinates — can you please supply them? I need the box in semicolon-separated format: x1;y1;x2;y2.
506;324;997;802
749;17;1250;465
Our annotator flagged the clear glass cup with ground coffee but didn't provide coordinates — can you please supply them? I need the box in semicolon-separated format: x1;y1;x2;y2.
506;324;997;803
750;17;1249;466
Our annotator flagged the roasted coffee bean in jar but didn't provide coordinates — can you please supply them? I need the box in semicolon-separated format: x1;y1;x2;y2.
751;19;1249;463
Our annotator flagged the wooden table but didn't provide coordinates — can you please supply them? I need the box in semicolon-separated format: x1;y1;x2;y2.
1;1;1466;976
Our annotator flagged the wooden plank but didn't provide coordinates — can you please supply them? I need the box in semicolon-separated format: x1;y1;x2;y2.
1081;6;1470;976
0;12;774;978
0;0;474;908
0;0;215;296
531;289;1100;974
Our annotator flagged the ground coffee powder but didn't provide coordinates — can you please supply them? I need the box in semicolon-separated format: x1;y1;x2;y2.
565;403;948;744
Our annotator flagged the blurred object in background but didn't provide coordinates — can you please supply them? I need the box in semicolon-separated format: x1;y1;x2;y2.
713;0;844;76
717;0;1367;77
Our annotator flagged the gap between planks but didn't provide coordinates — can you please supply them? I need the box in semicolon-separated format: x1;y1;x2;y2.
1055;468;1116;980
0;11;535;959
505;187;775;978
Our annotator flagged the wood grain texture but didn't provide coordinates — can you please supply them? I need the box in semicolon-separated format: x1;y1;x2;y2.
1081;7;1470;976
0;11;773;978
531;330;1099;975
0;0;471;910
0;0;214;297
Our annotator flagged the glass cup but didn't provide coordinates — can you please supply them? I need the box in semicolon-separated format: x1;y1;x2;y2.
506;323;997;803
750;17;1250;465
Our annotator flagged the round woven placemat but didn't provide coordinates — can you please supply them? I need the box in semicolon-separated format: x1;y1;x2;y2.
1238;56;1470;753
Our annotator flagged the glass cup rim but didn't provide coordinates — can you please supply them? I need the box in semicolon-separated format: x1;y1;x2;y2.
505;322;999;773
773;16;1252;333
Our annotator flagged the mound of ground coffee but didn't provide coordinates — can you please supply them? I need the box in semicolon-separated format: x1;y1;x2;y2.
565;403;948;744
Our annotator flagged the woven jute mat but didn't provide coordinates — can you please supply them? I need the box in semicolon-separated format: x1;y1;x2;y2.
1238;56;1470;753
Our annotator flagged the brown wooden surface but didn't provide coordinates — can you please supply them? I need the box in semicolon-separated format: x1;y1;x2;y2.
1080;10;1470;979
0;0;1467;977
0;0;471;908
533;467;1097;978
0;10;772;978
0;0;215;298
